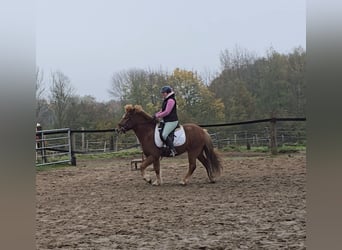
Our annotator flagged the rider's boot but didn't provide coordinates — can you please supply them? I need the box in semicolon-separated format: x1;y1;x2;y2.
165;136;177;157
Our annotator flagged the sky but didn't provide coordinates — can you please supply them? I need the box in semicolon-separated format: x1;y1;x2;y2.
36;0;306;102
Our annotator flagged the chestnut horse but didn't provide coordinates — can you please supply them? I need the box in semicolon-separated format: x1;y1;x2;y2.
116;104;222;185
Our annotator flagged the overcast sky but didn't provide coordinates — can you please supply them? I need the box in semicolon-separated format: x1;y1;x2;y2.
36;0;306;102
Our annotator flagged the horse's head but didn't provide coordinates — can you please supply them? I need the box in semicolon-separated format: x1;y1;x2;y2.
117;104;136;133
117;104;152;133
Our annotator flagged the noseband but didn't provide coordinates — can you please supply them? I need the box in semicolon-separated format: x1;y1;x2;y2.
118;125;128;134
117;117;133;133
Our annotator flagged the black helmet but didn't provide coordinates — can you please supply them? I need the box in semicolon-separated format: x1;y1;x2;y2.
160;85;172;93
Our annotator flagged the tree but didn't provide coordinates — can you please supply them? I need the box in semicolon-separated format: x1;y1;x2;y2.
110;67;224;124
211;47;259;120
256;48;292;117
219;46;257;74
110;69;148;105
225;79;256;121
286;47;306;116
169;68;225;124
35;67;46;123
49;71;75;128
109;68;169;114
210;47;306;120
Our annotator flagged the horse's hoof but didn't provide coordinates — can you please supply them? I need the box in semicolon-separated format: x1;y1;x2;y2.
144;177;152;184
152;180;161;186
179;180;187;186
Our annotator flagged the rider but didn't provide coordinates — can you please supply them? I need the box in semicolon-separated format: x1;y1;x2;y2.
154;86;179;157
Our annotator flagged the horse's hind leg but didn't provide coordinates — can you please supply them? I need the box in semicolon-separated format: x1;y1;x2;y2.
181;154;197;185
197;153;215;183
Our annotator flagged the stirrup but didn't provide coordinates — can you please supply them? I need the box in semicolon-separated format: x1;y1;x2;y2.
169;149;177;157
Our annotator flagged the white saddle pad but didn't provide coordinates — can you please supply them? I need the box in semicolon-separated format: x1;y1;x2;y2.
154;124;186;148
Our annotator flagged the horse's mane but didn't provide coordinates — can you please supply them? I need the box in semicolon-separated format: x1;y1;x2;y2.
124;104;154;121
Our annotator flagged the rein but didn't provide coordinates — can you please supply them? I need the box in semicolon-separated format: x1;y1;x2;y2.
119;117;156;133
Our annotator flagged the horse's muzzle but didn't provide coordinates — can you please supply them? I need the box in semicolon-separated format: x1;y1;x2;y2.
116;125;127;134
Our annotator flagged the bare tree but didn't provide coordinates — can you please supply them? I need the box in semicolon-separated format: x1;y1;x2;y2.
109;70;130;101
36;67;46;122
199;67;219;86
109;68;149;105
36;67;45;99
219;45;257;71
49;71;75;128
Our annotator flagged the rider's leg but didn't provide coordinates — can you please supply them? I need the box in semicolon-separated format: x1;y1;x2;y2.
165;136;177;157
162;121;178;156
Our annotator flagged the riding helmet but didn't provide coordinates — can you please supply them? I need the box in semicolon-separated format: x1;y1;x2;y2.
160;85;172;93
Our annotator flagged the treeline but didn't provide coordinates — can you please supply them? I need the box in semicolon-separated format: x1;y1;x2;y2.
36;46;306;130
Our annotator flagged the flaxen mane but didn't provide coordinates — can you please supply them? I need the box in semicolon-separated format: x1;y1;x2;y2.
125;104;153;121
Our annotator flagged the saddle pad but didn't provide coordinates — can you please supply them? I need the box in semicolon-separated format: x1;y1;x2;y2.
154;124;186;148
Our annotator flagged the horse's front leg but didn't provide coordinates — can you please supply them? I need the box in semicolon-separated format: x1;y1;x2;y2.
152;159;162;186
140;155;154;184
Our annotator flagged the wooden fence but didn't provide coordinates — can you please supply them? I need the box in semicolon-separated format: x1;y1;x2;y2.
36;117;306;167
200;117;306;154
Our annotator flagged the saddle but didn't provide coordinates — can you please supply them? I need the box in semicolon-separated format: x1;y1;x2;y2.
154;122;186;149
158;122;180;144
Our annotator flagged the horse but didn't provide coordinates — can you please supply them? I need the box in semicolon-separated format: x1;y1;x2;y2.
116;104;222;185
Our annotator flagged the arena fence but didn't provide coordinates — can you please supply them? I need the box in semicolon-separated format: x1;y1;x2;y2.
36;117;306;167
36;128;73;166
199;117;306;155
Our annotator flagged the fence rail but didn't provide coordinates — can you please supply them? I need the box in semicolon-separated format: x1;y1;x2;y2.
36;117;306;167
36;128;72;166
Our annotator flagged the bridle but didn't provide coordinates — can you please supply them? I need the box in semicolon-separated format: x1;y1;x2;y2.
117;111;157;134
117;113;133;134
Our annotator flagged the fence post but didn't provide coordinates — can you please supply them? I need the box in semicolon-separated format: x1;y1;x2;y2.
110;136;113;151
70;130;77;166
114;135;118;151
36;127;47;163
41;130;47;163
270;117;277;155
81;127;85;151
245;131;250;150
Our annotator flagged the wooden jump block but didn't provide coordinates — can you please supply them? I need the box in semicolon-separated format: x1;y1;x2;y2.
130;152;145;171
130;158;143;170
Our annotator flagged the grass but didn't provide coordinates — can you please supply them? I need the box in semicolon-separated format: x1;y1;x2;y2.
76;148;142;160
221;144;306;154
36;163;70;172
277;145;306;153
36;145;306;171
36;148;143;171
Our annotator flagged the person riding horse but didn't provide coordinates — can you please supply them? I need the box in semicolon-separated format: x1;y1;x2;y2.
117;104;222;185
153;86;178;157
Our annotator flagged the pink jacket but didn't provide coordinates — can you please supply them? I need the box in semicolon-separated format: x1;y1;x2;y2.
155;98;175;119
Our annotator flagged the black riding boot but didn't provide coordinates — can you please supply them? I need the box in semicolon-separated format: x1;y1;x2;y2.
165;136;177;157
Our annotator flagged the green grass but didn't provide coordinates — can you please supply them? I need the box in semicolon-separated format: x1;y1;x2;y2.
36;148;143;171
277;145;306;153
36;163;70;171
76;148;142;160
36;145;306;171
221;144;306;154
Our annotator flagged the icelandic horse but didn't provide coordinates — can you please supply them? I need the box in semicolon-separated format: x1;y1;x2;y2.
116;104;222;185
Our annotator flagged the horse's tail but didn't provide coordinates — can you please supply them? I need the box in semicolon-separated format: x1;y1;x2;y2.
203;129;222;180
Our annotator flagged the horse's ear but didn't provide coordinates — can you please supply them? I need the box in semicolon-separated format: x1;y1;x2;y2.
124;104;134;113
134;105;143;112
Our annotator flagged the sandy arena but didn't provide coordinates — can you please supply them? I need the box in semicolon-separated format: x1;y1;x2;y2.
36;152;306;249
